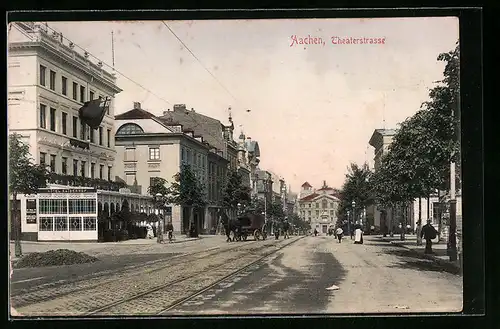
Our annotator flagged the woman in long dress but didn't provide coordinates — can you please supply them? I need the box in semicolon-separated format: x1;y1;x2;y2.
354;223;363;244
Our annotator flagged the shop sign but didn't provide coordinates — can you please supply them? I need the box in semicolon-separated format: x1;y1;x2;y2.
26;199;37;223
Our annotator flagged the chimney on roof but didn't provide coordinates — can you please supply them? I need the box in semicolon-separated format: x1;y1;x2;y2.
133;102;141;109
173;104;187;112
191;108;195;112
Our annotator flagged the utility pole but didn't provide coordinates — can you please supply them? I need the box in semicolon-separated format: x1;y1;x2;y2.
448;78;460;263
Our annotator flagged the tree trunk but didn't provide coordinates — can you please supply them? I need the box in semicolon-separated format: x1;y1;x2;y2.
389;207;394;237
416;197;422;246
427;194;430;224
400;203;406;241
13;192;22;257
188;207;194;237
437;190;442;242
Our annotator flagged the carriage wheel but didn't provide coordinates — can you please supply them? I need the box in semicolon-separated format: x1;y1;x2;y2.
254;229;261;241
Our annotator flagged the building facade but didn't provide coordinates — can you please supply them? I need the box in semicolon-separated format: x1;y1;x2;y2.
8;22;122;182
368;128;461;235
368;129;397;232
158;104;252;226
297;181;340;235
114;102;214;234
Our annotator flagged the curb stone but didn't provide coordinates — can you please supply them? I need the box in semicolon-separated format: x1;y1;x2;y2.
10;236;209;261
377;237;461;274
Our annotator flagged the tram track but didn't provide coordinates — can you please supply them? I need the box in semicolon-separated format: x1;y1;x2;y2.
11;239;260;309
85;237;304;316
13;239;294;315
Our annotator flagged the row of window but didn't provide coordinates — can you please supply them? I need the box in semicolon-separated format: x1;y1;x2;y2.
124;147;161;161
300;210;336;217
39;64;110;114
39;216;96;231
39;199;97;215
181;147;207;169
300;201;337;208
39;152;113;180
39;103;112;147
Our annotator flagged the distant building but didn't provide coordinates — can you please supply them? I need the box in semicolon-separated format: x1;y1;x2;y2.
297;181;340;235
368;128;397;232
114;102;226;234
157;104;252;225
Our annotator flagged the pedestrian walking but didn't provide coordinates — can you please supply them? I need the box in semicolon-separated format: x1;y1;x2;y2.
421;220;438;254
335;227;343;243
166;220;174;243
146;223;154;239
354;223;363;244
283;218;290;239
314;228;318;237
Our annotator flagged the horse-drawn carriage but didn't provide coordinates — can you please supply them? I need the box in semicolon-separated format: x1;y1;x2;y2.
222;211;267;242
236;213;267;241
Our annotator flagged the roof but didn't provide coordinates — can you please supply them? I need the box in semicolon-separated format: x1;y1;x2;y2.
299;193;318;201
158;109;226;152
369;128;397;147
246;140;260;157
301;182;312;188
299;192;340;202
114;108;157;120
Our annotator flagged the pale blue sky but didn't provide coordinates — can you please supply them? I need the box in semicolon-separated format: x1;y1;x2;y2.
46;17;459;192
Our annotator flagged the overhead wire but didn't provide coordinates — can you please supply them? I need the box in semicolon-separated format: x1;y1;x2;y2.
160;21;255;150
24;22;247;155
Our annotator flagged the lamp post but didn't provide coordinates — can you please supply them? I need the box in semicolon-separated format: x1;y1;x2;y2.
263;178;268;232
154;193;166;243
351;200;356;239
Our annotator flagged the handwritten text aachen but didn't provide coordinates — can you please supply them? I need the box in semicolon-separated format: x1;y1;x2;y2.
290;35;386;47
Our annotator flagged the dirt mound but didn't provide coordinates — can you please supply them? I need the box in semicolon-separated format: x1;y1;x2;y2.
14;249;99;268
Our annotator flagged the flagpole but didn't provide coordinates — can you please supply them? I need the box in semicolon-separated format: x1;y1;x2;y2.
111;31;115;73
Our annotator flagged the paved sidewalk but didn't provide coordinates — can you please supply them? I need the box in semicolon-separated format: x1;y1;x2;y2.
9;234;219;261
375;234;461;274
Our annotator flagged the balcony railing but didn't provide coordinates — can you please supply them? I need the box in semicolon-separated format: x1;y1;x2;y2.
48;173;127;191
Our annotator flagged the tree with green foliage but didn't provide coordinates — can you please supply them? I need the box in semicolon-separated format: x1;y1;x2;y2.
249;195;266;215
370;42;460;243
287;213;310;234
338;162;373;231
168;164;206;237
9;134;49;257
147;177;170;198
267;198;285;220
222;169;251;214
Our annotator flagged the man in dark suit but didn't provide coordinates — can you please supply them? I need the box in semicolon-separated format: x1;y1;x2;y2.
421;220;438;254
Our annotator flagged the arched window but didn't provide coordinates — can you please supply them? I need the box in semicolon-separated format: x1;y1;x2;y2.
116;123;144;135
322;199;328;209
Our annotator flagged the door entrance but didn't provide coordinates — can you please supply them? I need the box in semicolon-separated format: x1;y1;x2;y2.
322;225;327;234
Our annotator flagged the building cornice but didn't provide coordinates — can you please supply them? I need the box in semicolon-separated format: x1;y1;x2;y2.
9;41;122;95
115;133;210;150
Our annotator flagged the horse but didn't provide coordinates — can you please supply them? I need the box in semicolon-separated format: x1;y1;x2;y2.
220;210;240;242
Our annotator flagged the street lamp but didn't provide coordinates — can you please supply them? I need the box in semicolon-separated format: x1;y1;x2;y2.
351;200;356;239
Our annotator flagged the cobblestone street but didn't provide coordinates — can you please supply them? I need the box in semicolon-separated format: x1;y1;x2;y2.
10;235;462;316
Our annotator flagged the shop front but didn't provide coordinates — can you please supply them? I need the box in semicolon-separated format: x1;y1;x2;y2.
13;185;157;242
37;187;98;242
